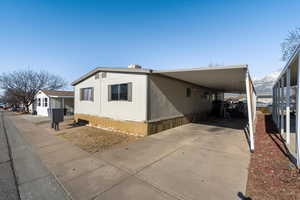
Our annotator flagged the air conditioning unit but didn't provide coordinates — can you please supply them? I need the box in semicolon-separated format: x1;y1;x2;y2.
128;64;142;69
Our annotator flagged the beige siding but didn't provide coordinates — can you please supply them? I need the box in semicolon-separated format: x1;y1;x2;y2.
74;72;147;122
74;75;101;116
148;74;213;121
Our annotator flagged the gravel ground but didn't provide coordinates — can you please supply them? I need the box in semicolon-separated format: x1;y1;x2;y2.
246;113;300;200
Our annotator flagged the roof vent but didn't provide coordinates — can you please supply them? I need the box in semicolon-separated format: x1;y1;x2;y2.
128;64;142;69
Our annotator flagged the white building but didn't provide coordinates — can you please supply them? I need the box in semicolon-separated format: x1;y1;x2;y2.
35;90;74;116
72;64;256;151
272;45;300;168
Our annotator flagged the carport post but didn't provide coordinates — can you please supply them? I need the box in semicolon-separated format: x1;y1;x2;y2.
274;86;277;123
296;52;300;167
286;68;291;144
273;86;277;124
277;82;280;129
280;78;284;134
246;73;254;151
272;88;274;121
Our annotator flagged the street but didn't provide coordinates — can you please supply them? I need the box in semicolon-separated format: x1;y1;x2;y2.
0;111;20;200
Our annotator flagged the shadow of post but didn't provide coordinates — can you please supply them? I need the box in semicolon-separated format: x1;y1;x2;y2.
243;124;252;152
264;114;298;167
237;192;252;200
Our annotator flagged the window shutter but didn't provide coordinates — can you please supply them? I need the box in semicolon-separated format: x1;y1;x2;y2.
128;83;132;101
108;85;112;101
91;88;94;101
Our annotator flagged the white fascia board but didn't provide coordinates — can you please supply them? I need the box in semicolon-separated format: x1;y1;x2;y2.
36;90;49;98
49;96;74;98
71;67;152;86
153;64;248;73
273;44;300;88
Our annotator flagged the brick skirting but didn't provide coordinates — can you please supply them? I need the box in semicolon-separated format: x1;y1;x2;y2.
75;113;203;136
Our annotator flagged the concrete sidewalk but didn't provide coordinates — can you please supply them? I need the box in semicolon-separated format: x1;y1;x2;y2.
2;112;70;200
0;112;19;200
10;114;250;200
18;114;74;124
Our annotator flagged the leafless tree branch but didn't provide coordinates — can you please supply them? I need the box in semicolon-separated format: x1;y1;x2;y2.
281;27;300;61
0;70;67;111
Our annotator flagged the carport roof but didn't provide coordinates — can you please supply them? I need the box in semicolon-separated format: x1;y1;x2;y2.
273;45;300;87
154;65;248;93
72;64;250;93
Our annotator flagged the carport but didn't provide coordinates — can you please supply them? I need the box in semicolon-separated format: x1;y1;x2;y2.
272;45;300;167
154;65;257;151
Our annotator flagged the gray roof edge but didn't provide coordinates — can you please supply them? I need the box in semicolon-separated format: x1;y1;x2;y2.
153;64;248;74
273;44;300;88
71;64;249;86
71;67;152;86
39;90;74;97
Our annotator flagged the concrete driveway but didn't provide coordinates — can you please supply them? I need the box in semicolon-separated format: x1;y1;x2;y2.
93;120;250;200
10;113;250;200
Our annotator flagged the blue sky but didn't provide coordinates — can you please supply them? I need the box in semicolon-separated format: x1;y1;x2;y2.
0;0;299;88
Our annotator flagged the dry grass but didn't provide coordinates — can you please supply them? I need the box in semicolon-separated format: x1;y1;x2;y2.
57;125;140;153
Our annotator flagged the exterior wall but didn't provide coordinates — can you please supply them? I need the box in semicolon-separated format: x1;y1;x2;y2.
148;74;214;121
50;98;62;108
74;72;147;122
74;72;215;135
74;75;101;117
35;92;49;116
50;97;74;115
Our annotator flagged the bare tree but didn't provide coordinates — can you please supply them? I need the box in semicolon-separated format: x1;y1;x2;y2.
281;27;300;61
0;70;67;111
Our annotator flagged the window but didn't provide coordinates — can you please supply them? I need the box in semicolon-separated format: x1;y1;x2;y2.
186;88;191;97
80;88;94;101
108;83;132;101
38;98;41;106
44;98;48;107
120;84;128;100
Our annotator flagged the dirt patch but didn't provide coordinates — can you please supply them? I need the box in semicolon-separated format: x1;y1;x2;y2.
246;113;300;200
56;123;140;154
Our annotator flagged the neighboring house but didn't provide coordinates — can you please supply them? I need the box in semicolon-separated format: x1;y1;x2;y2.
272;45;300;167
35;90;74;116
72;64;256;140
224;95;245;103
